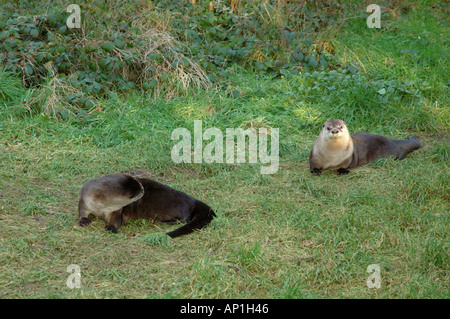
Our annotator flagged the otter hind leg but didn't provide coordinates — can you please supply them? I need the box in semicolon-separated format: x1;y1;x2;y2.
105;208;123;233
392;137;421;160
337;168;350;175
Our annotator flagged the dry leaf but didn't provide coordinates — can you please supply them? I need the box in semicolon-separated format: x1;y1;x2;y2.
299;240;315;247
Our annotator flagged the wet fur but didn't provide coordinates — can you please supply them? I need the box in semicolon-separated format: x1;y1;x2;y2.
310;120;421;175
78;172;215;238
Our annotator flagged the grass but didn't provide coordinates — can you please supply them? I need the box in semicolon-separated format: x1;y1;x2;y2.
0;3;449;298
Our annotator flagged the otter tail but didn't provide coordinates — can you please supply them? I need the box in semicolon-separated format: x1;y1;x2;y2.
166;201;216;238
394;136;421;159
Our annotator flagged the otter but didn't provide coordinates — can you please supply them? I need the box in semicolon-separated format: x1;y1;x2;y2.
78;171;216;238
309;119;421;175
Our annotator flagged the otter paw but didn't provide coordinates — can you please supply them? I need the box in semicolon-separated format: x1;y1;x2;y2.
79;218;92;227
311;168;322;176
105;225;118;233
337;168;350;175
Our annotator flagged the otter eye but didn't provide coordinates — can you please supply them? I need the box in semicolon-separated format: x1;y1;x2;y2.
327;127;331;131
339;126;343;129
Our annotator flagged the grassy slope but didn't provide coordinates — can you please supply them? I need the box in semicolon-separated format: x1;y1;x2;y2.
0;5;448;298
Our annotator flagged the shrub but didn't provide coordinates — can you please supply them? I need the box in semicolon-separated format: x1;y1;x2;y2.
0;1;210;117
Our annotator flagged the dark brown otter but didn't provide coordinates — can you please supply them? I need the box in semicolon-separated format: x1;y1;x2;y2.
309;119;421;175
78;171;216;238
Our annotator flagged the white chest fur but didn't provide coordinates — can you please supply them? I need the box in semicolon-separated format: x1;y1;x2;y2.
313;136;353;169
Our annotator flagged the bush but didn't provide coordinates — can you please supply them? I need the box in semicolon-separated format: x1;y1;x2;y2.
0;0;360;117
0;1;210;117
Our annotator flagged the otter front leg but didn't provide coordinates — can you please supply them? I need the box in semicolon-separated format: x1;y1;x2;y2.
309;150;322;176
78;199;92;227
105;208;123;233
79;217;92;227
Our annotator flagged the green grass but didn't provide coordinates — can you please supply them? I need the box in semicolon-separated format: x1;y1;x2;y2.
0;4;448;298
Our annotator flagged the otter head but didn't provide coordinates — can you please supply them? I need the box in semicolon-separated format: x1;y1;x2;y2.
321;119;349;141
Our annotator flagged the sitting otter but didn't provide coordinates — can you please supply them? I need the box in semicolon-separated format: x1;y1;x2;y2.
78;171;216;238
309;119;421;175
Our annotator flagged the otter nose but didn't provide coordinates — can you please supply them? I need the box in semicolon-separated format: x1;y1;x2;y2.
331;128;339;134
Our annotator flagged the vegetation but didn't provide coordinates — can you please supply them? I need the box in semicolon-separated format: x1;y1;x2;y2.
0;0;448;298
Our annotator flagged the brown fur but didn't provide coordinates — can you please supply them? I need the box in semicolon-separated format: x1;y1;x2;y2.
78;171;215;238
310;120;421;175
